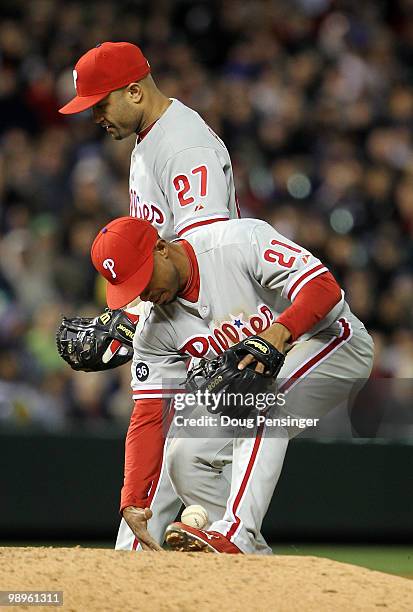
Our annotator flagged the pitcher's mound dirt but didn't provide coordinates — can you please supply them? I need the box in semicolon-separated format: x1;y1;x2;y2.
0;547;412;611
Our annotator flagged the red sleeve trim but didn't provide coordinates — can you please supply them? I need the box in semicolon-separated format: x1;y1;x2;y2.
287;263;326;301
120;398;172;512
178;217;229;236
277;271;342;342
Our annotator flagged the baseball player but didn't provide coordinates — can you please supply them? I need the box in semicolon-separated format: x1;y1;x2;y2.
58;42;240;551
59;41;240;239
91;215;374;554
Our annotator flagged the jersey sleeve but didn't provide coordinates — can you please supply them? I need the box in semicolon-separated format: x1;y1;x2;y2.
131;340;188;401
275;271;342;341
248;221;329;300
130;302;188;399
160;147;233;238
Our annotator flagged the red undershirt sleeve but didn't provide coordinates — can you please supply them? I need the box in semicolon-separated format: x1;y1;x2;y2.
120;398;168;513
276;271;342;342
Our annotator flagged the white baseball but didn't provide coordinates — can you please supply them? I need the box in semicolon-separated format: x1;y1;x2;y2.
181;505;208;529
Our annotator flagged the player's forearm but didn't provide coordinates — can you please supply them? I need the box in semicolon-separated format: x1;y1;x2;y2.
120;398;165;512
275;271;342;342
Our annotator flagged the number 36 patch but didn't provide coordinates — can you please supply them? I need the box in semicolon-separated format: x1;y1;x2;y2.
135;362;149;381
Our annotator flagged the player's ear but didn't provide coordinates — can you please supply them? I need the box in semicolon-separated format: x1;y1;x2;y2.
126;82;143;103
154;238;169;258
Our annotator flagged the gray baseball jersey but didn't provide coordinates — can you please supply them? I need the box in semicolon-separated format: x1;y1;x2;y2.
129;98;240;240
132;219;374;554
131;217;344;400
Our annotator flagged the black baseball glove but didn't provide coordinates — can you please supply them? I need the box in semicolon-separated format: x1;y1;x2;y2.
56;309;139;372
186;336;285;418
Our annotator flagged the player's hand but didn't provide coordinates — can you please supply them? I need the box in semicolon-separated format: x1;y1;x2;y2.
122;506;163;552
238;323;291;373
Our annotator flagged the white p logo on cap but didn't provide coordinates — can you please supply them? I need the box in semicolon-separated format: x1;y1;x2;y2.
73;69;78;92
103;258;117;279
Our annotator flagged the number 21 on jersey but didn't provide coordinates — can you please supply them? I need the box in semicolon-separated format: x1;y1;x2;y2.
173;165;208;207
264;239;304;269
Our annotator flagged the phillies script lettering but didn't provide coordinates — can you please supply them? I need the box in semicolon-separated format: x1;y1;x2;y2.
179;305;274;358
130;189;165;225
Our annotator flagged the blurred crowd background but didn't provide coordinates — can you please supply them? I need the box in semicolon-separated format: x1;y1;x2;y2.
0;0;412;430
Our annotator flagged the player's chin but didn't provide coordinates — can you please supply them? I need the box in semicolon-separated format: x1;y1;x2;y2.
112;126;135;140
105;127;124;140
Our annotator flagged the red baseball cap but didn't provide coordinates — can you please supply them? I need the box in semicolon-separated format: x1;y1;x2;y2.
91;217;158;309
59;42;151;115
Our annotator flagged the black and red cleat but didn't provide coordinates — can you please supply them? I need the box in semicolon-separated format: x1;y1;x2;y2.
165;522;243;554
